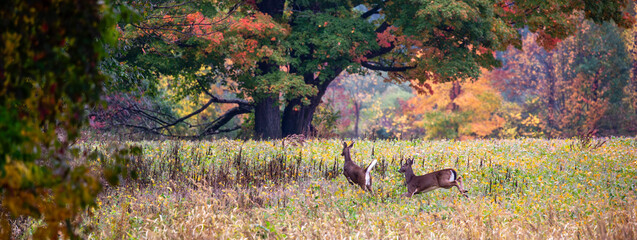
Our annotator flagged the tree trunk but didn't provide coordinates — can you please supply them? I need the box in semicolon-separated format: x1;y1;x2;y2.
447;81;462;111
254;95;281;139
257;0;285;16
545;63;558;138
282;72;340;137
253;61;282;139
354;101;360;138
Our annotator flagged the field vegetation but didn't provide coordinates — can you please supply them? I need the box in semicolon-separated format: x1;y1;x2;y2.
4;1;637;238
61;137;637;239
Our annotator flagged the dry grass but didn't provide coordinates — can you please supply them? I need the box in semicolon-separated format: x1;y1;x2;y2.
67;138;637;239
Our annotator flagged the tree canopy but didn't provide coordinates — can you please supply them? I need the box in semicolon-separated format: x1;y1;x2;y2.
103;0;633;139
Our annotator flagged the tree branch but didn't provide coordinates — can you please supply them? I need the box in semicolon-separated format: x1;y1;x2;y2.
360;61;416;72
152;1;193;9
131;2;240;37
152;98;216;130
195;78;251;105
365;22;395;59
206;125;242;135
361;4;382;19
375;21;391;34
116;102;250;139
148;79;252;131
201;104;252;135
124;105;174;127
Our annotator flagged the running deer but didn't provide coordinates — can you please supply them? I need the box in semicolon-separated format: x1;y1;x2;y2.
341;141;377;192
398;158;468;197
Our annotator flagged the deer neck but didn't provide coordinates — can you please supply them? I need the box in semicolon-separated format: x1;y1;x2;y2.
343;151;353;163
403;168;415;183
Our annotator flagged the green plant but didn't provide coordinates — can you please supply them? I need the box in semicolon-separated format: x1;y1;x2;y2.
0;1;138;238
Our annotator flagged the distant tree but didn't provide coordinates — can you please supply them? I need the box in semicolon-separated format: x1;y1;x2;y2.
492;19;634;137
620;4;637;134
311;98;341;138
402;70;506;140
326;73;385;138
321;81;353;134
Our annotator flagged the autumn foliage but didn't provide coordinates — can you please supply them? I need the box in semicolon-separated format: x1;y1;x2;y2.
1;0;138;238
318;15;636;140
400;70;506;140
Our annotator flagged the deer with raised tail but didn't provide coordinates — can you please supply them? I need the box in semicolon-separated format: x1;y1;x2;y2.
399;158;468;197
341;141;377;192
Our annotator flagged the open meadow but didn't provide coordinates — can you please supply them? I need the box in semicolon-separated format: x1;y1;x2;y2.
70;138;637;239
7;0;637;239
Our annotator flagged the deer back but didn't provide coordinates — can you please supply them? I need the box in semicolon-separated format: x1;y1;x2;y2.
399;158;467;197
400;159;450;189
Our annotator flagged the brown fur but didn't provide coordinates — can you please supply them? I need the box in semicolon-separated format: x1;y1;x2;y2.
341;142;376;192
398;158;468;197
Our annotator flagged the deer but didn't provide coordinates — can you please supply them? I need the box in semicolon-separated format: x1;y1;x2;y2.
341;141;377;192
398;158;468;197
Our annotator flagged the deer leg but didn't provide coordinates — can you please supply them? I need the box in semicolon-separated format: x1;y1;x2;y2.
402;191;416;198
358;183;367;192
364;180;373;192
402;187;416;197
440;175;468;195
344;174;355;185
452;183;468;197
455;177;468;193
347;179;355;185
441;180;464;194
445;178;468;197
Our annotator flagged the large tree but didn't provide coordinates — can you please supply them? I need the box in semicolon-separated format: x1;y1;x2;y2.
112;0;632;139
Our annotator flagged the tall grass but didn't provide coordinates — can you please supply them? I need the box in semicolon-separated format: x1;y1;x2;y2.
74;138;636;239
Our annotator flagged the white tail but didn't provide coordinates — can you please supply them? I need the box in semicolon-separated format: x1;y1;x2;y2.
365;159;377;186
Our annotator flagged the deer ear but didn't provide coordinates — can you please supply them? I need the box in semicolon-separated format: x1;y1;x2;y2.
348;141;354;148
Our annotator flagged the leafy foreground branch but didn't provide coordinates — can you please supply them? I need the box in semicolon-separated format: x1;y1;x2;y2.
0;0;138;238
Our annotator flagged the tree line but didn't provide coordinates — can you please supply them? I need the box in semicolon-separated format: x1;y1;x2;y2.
92;0;635;140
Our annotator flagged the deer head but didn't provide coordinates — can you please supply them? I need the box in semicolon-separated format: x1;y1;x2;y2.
341;141;354;158
398;158;413;173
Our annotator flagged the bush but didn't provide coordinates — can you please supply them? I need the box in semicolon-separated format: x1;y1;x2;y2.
0;1;137;238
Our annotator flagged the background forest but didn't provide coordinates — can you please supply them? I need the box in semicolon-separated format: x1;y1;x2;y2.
320;22;637;140
89;1;637;141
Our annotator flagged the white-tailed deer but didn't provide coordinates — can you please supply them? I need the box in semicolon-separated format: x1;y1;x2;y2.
341;141;377;192
399;158;468;197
